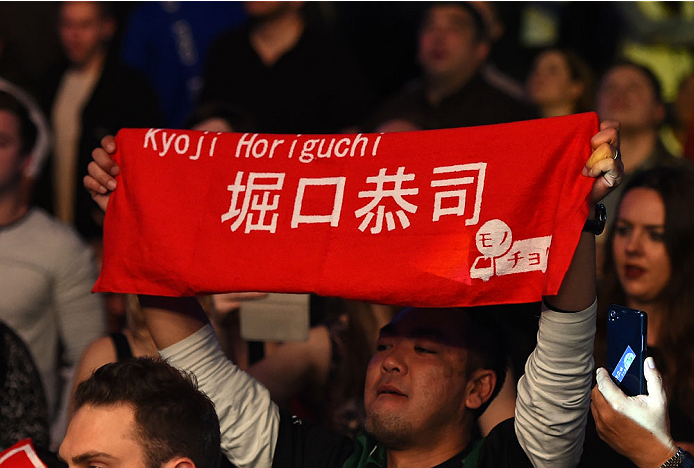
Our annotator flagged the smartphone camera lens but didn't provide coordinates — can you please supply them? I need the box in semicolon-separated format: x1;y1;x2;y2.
609;310;617;321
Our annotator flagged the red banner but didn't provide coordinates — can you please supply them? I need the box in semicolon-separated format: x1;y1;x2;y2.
95;113;598;307
0;440;46;468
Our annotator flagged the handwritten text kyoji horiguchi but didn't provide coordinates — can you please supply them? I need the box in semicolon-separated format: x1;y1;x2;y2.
141;129;488;235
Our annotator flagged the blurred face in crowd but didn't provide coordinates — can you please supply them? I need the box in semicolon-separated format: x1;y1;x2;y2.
59;2;114;68
597;65;665;133
364;308;480;449
60;404;149;468
526;50;583;110
244;1;301;19
418;5;489;83
612;187;671;305
0;110;27;195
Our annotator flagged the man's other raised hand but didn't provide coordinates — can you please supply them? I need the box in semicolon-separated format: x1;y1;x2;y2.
84;135;118;212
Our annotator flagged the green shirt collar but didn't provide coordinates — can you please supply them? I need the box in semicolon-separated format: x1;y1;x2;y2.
343;433;484;468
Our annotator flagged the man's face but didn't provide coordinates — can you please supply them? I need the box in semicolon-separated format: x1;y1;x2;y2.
59;2;112;67
0;110;27;194
364;308;470;449
59;404;149;468
597;65;664;132
417;5;487;81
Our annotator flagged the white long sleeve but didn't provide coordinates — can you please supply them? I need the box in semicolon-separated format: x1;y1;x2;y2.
160;324;280;468
515;300;597;468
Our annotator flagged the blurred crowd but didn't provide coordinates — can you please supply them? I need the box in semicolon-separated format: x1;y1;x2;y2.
1;1;694;467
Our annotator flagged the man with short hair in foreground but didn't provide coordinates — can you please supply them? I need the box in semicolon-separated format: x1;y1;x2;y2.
84;121;623;468
59;357;221;468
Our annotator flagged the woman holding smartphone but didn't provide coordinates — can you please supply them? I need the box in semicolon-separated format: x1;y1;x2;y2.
597;165;694;455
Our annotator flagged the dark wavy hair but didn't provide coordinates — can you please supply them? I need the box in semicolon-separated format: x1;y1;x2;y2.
600;165;694;420
74;357;221;468
457;306;509;417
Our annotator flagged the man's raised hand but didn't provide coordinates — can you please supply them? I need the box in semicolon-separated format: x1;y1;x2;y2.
591;357;678;468
84;135;119;212
584;120;624;204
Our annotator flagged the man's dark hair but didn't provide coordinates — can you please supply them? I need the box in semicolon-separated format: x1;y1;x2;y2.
455;306;508;416
402;306;508;417
0;90;37;156
423;2;489;43
74;357;221;468
604;60;664;104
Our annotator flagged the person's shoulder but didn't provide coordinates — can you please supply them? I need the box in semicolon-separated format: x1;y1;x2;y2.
361;79;426;131
299;24;347;50
463;75;539;121
204;24;253;76
210;23;251;51
24;208;83;238
391;79;426;100
294;24;364;71
21;208;91;257
35;61;70;109
101;60;155;88
43;61;70;81
274;409;355;468
476;418;534;468
0;319;30;350
92;60;161;122
483;417;516;443
640;140;694;175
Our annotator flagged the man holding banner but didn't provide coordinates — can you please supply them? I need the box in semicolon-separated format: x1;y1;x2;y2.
83;115;622;468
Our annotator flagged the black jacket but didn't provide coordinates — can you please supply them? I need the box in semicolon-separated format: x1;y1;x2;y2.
36;58;161;240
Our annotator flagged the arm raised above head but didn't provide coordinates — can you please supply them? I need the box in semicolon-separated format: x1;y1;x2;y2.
139;296;280;468
89;132;283;468
544;120;622;313
515;120;624;468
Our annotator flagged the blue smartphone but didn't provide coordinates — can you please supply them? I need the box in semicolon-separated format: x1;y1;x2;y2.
606;305;648;396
